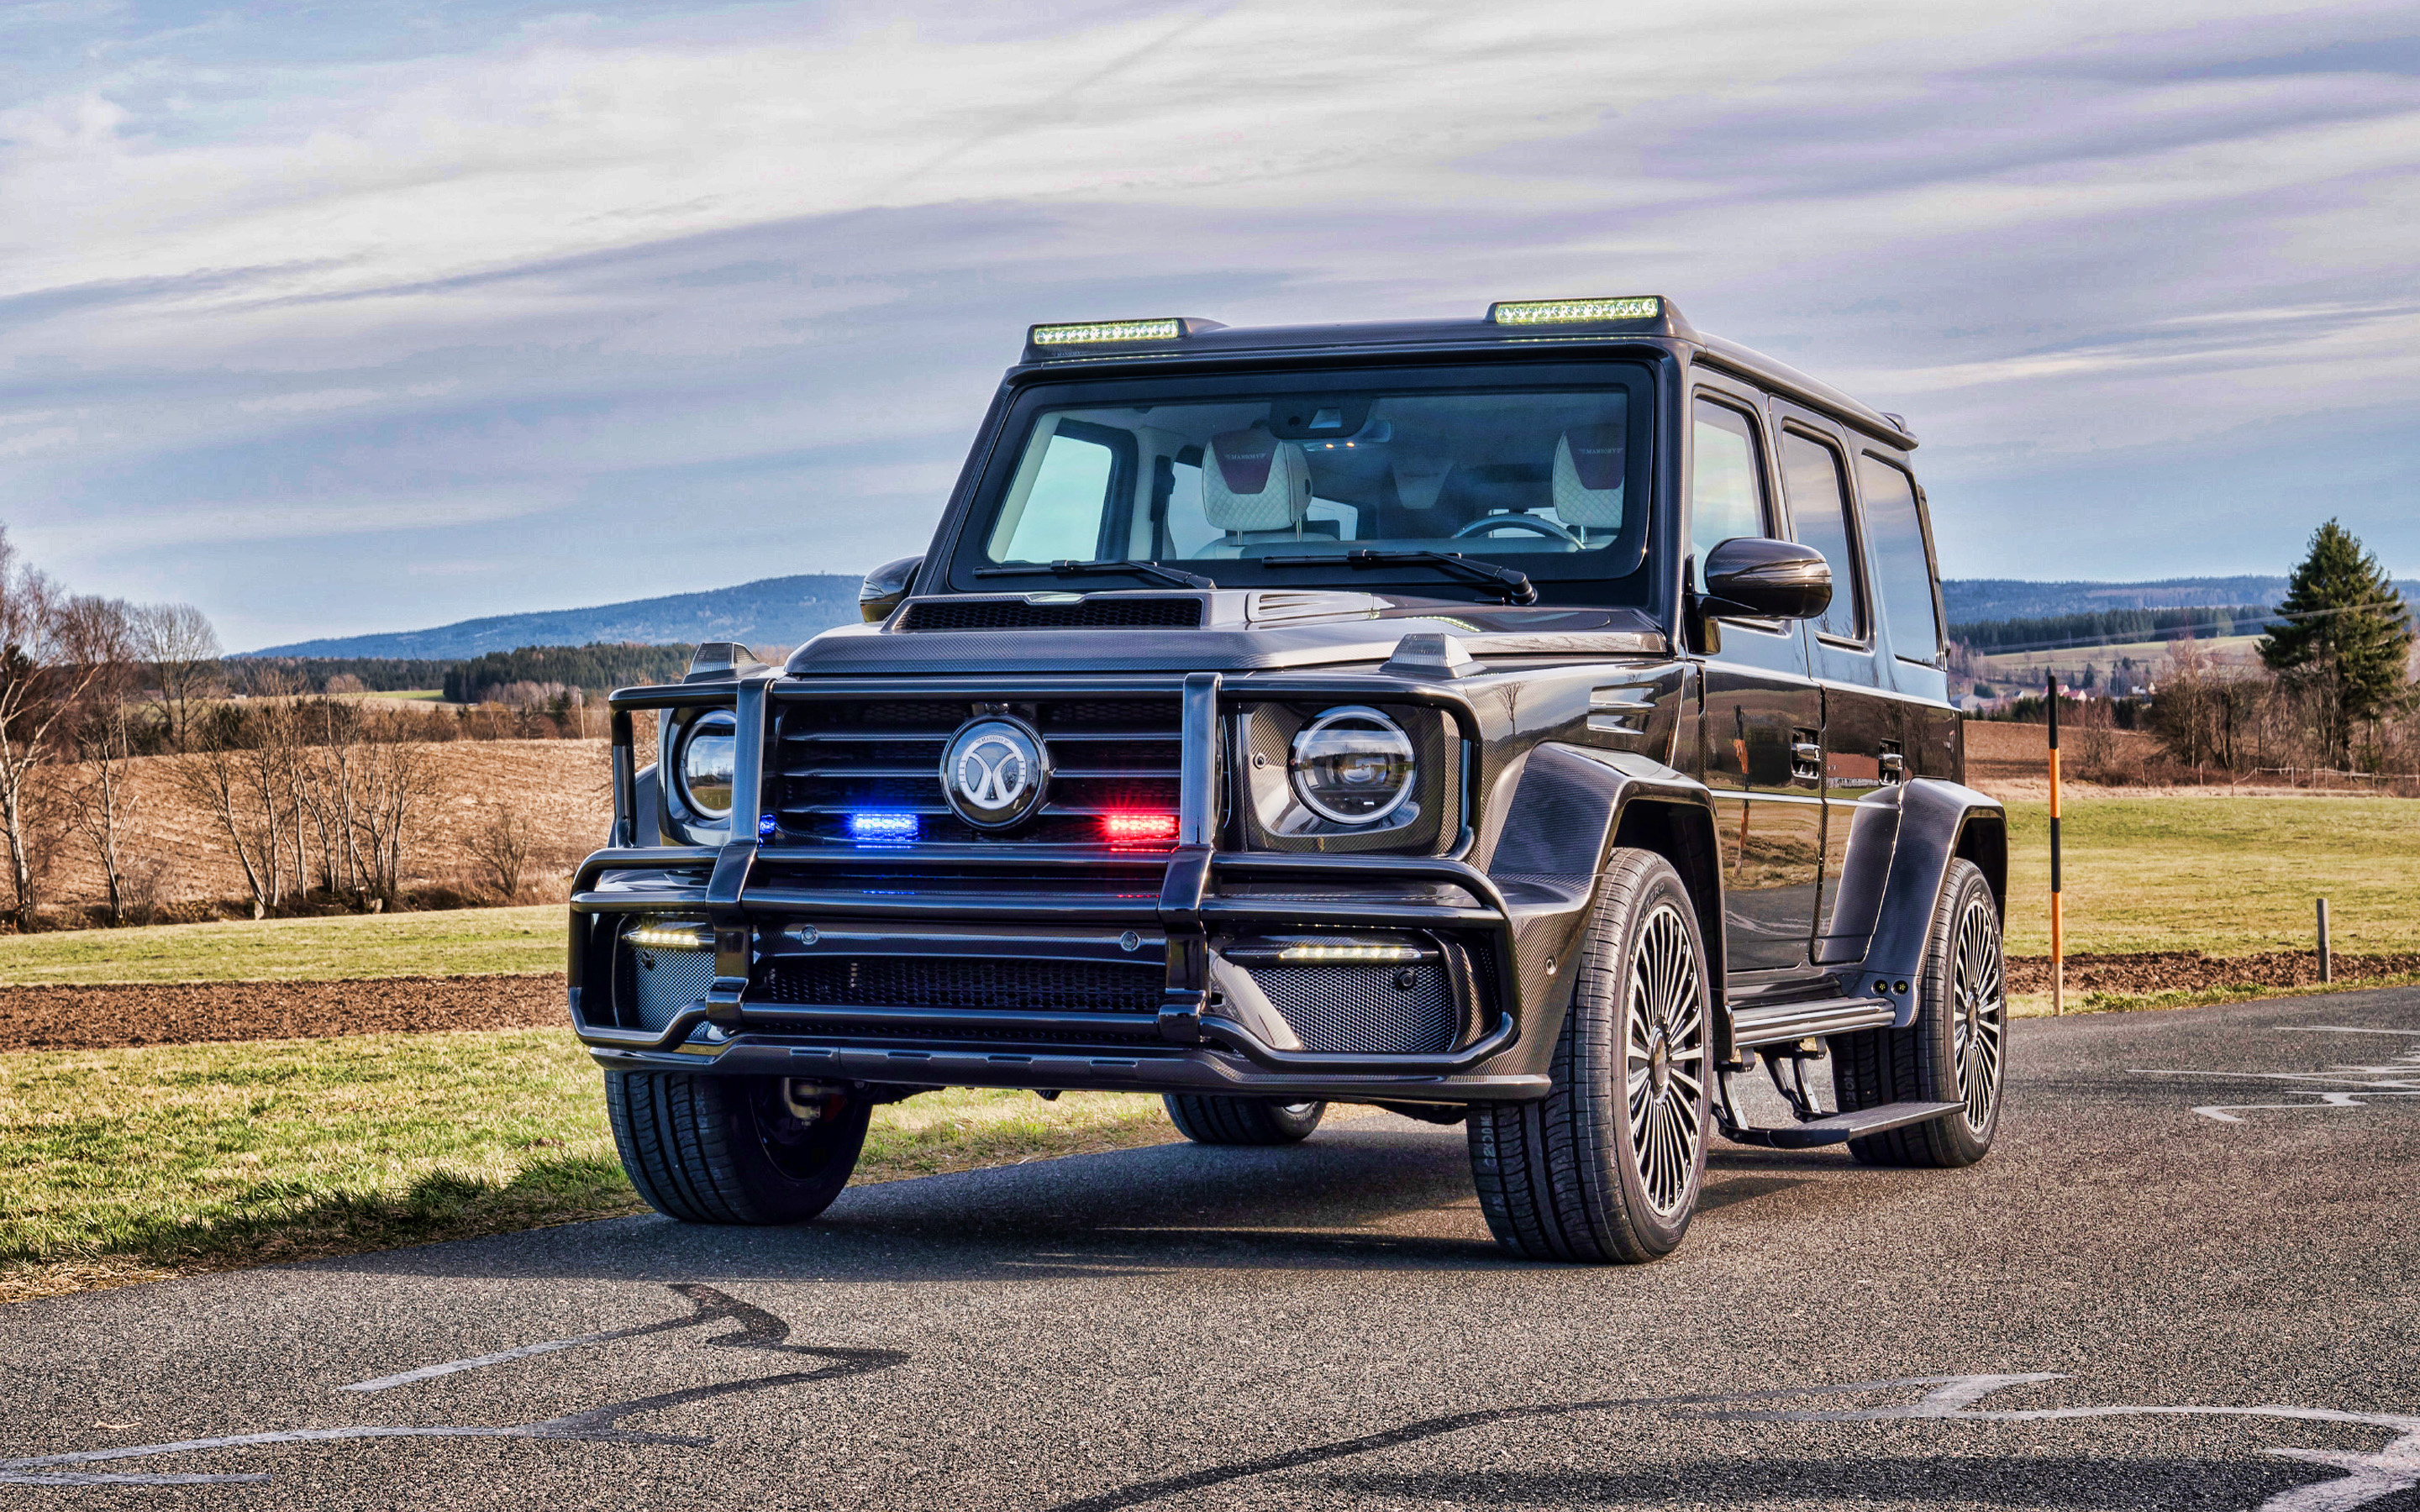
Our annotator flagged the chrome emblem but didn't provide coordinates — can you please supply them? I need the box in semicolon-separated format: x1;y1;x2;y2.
941;716;1050;829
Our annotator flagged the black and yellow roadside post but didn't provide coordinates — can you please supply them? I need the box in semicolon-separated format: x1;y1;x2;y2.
2047;672;2064;1016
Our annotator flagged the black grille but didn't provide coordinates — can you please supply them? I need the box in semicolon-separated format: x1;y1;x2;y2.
759;957;1164;1016
1255;963;1458;1054
739;1017;1168;1048
900;597;1202;632
773;695;1184;846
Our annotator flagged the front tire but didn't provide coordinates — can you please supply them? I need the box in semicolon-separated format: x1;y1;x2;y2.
1831;858;2006;1168
606;1072;871;1224
1468;850;1711;1263
1162;1095;1326;1145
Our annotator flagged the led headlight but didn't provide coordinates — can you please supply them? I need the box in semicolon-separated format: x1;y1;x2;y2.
1288;706;1415;825
676;710;738;818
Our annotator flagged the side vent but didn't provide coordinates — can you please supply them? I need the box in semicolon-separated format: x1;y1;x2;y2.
898;596;1204;632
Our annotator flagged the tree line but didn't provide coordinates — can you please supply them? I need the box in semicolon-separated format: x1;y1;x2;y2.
1949;603;2281;655
225;643;697;701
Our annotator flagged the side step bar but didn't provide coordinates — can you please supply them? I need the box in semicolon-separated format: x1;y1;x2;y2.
1730;995;1896;1047
1726;1100;1964;1149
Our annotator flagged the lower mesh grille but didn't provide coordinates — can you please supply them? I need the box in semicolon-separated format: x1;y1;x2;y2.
1255;963;1457;1054
616;942;714;1032
740;1017;1167;1047
758;957;1163;1016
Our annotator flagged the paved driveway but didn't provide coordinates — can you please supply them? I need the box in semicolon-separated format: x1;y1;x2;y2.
5;989;2417;1509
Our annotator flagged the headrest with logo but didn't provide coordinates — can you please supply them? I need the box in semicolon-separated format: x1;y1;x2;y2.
1202;427;1311;533
1552;425;1625;529
1391;457;1454;512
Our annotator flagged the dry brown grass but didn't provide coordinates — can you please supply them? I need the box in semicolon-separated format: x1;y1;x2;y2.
30;739;612;918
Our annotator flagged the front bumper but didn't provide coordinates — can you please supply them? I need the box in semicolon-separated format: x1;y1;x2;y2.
569;671;1560;1104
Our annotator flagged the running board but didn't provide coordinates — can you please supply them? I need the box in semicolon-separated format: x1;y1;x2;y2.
1729;995;1897;1047
1726;1100;1963;1149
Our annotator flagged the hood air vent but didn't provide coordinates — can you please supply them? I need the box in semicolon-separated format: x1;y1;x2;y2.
899;596;1204;632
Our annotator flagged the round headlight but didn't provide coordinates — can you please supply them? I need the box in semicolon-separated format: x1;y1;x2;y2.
1289;706;1416;825
676;710;738;818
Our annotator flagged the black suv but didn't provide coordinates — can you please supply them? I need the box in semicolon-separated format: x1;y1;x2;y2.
570;296;2007;1263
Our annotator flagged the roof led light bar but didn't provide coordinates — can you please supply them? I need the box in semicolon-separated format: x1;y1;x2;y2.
1488;296;1661;326
1030;318;1182;346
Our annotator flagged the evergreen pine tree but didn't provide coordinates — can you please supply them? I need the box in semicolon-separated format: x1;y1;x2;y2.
2258;518;2415;743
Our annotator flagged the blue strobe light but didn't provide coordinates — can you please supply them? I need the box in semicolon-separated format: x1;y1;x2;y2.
848;811;920;843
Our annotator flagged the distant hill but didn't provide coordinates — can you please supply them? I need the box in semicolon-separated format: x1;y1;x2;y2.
243;575;864;659
247;570;2312;660
1940;576;2289;623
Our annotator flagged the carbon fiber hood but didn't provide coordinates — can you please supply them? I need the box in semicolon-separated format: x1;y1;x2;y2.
786;593;1665;676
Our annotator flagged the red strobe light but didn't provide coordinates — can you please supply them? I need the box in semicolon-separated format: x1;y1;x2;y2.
1100;812;1179;844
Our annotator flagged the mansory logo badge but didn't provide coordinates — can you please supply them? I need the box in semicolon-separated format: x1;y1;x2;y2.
940;716;1050;828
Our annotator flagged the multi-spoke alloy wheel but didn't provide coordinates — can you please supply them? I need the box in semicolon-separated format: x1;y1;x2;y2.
1469;849;1712;1263
1833;858;2005;1168
1949;892;2007;1134
1625;903;1707;1217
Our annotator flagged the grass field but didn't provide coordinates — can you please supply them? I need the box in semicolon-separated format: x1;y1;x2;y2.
0;1027;1198;1305
7;794;2411;987
4;790;2415;1305
0;906;564;986
1972;632;2264;678
2002;795;2420;958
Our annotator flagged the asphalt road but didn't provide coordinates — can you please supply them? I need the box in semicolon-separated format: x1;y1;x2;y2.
5;989;2419;1510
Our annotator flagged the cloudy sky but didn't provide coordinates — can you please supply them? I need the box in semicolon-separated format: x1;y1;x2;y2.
5;0;2417;648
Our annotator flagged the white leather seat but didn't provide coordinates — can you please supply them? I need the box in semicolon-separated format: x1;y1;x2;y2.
1550;425;1625;543
1195;426;1312;557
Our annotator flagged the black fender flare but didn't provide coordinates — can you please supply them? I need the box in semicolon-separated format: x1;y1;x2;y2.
1832;777;2007;1026
1485;743;1726;1074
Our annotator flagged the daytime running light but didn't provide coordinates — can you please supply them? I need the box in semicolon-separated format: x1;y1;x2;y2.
626;920;713;952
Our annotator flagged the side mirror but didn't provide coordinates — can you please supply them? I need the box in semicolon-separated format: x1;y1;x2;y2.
859;556;923;624
1702;537;1832;620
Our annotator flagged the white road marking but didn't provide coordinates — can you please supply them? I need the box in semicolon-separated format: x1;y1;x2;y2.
339;1331;623;1393
1713;1375;2420;1512
2132;1022;2420;1121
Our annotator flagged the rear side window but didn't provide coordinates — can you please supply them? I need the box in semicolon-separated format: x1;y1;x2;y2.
1778;430;1865;643
1858;454;1941;662
1689;398;1770;591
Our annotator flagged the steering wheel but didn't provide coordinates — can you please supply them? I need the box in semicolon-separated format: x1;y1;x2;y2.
1449;512;1582;546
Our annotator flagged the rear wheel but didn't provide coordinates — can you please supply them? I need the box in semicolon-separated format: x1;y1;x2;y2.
606;1072;871;1224
1467;850;1710;1263
1831;858;2005;1168
1162;1095;1326;1145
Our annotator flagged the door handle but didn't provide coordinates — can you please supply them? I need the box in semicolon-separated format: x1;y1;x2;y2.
1880;750;1906;780
1789;733;1823;785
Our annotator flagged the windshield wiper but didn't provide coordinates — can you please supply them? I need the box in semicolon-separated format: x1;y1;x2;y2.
972;559;1217;591
1259;549;1537;606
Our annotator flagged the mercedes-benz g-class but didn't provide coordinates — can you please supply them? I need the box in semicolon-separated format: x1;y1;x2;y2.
570;295;2008;1263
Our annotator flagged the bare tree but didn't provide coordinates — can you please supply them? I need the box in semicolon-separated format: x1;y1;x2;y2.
132;601;221;753
0;533;131;928
464;805;533;902
66;633;145;925
350;709;438;909
174;738;276;918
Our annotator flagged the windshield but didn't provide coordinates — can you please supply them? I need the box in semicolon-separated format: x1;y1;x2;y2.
953;365;1653;602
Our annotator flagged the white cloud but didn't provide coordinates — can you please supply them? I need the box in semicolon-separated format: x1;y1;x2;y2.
4;0;2418;637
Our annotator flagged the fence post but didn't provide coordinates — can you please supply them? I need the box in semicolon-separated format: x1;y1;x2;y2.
2048;672;2063;1018
2317;897;2332;984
